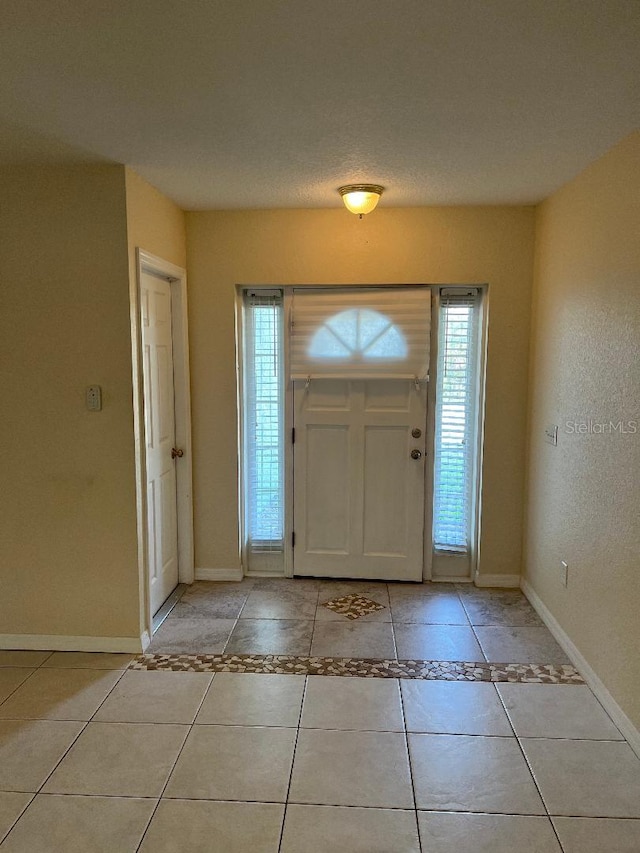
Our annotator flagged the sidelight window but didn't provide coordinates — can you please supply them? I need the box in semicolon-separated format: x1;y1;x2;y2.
433;289;481;553
242;290;284;554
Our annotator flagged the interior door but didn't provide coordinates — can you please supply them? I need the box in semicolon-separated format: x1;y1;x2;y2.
141;271;179;615
293;378;427;581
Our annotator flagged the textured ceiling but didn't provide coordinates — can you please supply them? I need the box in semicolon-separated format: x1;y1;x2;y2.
0;0;638;209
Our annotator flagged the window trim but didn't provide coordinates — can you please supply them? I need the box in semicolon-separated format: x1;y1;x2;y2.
429;286;487;582
433;288;479;553
237;287;286;575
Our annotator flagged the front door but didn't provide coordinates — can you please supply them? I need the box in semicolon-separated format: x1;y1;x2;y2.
293;377;427;581
141;271;180;615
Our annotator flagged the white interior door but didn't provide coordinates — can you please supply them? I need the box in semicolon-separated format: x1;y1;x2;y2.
293;378;427;581
141;271;179;615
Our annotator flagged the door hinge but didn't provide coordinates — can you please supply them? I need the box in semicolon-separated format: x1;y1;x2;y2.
291;531;296;548
291;427;296;444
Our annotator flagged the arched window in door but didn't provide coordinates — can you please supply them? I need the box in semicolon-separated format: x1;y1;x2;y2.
309;308;407;361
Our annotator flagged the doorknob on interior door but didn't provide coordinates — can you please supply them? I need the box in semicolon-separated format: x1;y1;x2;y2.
171;447;184;459
410;449;422;460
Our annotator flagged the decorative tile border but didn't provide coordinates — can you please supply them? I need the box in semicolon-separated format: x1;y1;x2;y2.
490;663;584;684
129;653;584;684
321;593;386;620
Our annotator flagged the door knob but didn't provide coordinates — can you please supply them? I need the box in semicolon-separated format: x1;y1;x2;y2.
171;447;184;459
410;448;422;460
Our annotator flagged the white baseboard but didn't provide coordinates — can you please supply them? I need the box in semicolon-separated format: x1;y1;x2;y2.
195;567;244;582
474;573;521;588
0;634;144;653
521;579;640;759
140;630;151;652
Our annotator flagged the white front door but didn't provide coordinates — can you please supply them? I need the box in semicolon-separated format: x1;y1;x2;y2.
293;378;427;581
141;271;179;615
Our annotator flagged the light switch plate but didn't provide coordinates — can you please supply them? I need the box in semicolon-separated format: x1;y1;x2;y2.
544;424;558;446
86;385;102;412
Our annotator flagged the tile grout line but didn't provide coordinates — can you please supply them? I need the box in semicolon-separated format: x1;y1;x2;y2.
84;665;135;720
218;583;253;654
0;666;45;710
389;611;400;663
0;665;131;846
0;791;35;846
306;586;321;658
277;673;309;853
397;675;422;851
492;679;566;851
221;612;242;654
152;582;253;655
456;585;473;629
225;582;318;656
133;669;216;852
469;622;489;662
44;664;131;780
458;590;490;665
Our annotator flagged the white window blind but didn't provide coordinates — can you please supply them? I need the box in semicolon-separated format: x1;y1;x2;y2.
433;289;480;553
243;290;284;551
290;288;431;380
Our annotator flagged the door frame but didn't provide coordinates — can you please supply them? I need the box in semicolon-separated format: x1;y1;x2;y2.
237;283;487;584
131;249;194;646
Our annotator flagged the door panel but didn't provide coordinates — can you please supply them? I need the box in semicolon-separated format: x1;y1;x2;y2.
306;379;351;411
141;272;179;615
156;345;173;442
147;481;157;581
364;379;411;412
305;426;350;553
294;378;426;581
363;426;408;556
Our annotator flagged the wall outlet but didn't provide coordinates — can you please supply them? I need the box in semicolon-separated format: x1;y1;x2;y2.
560;560;568;587
545;424;558;446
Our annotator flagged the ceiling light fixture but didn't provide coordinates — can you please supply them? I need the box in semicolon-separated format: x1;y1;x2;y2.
338;184;384;218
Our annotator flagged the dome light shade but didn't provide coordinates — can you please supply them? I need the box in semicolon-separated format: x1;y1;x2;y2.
338;184;384;217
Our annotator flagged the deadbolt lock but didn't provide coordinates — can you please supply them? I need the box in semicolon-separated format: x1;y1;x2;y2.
411;428;422;439
171;447;184;459
410;448;422;460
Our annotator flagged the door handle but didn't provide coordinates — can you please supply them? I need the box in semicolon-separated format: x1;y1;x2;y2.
410;449;422;460
171;447;184;459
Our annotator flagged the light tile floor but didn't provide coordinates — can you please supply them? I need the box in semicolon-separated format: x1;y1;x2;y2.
0;581;639;850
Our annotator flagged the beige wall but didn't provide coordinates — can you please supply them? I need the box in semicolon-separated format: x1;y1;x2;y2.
125;169;187;271
525;132;640;728
186;207;535;577
0;164;140;641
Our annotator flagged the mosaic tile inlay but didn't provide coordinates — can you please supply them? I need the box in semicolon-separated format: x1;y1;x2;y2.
129;653;584;684
321;593;386;620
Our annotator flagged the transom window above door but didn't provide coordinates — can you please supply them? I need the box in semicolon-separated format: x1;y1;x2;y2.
290;288;431;380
